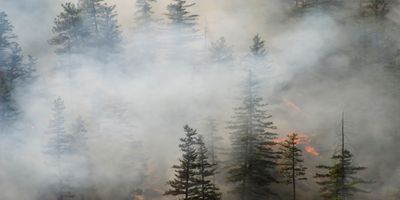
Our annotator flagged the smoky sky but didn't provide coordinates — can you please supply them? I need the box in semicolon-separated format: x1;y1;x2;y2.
1;0;400;199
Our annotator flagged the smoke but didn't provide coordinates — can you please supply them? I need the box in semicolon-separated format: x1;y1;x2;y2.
0;0;400;199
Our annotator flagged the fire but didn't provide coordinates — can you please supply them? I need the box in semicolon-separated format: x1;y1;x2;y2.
274;131;320;157
305;145;319;156
285;99;302;113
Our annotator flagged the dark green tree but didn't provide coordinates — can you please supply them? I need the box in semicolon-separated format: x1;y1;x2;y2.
278;133;307;200
49;3;89;54
315;150;369;200
226;70;279;200
0;11;26;131
166;0;199;28
315;114;370;200
195;135;221;200
249;34;267;58
164;125;199;199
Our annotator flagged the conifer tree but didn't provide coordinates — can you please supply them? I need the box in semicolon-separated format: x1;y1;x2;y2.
166;0;199;28
78;0;103;37
45;97;75;200
204;118;223;170
226;70;279;200
135;0;157;29
71;116;88;155
249;34;267;58
278;133;307;200
315;114;369;200
96;4;121;51
49;3;89;54
315;150;369;200
164;125;199;199
78;0;121;52
0;11;25;131
70;116;90;200
210;37;233;63
195;135;221;200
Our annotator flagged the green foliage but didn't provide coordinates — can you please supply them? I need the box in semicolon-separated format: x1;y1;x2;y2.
278;133;307;200
50;1;121;55
166;0;199;28
250;34;266;58
196;135;221;200
226;71;279;200
165;125;221;200
49;3;88;54
164;125;200;199
315;150;369;200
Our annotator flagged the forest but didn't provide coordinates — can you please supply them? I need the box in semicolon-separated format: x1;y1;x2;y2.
0;0;400;199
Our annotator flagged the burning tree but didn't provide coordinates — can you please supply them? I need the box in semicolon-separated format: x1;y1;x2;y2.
278;133;307;200
226;70;279;200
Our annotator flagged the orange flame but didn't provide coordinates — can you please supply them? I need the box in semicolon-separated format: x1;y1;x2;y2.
275;131;320;157
285;99;302;113
305;145;319;156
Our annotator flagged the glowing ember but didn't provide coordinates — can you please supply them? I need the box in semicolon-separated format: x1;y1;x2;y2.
305;145;319;156
285;99;302;113
274;131;320;157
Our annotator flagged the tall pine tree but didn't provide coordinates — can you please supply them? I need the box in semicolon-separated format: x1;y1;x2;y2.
166;0;199;29
315;114;369;200
134;0;157;30
226;70;279;200
164;125;199;199
45;97;75;200
195;135;221;200
49;3;89;54
278;133;307;200
0;11;27;131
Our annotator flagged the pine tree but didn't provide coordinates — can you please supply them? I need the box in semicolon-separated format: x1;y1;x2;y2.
226;70;279;200
78;0;103;37
45;97;75;200
49;3;89;54
0;11;24;131
249;34;267;58
195;135;221;200
278;133;307;200
79;0;121;52
315;150;369;200
71;116;88;155
204;118;223;170
96;3;121;52
70;116;90;200
210;37;233;63
166;0;199;29
164;125;199;200
315;114;369;200
134;0;157;29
